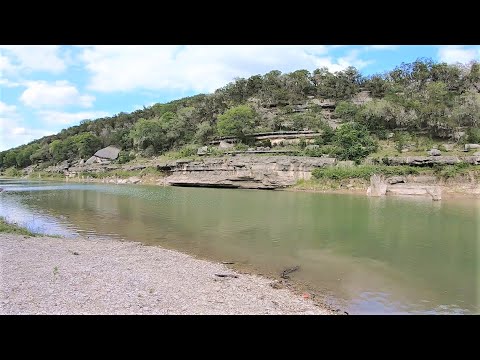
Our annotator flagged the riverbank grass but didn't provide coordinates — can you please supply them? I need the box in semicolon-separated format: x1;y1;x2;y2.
0;217;37;237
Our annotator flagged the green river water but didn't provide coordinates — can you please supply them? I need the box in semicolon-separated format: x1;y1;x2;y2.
0;178;478;314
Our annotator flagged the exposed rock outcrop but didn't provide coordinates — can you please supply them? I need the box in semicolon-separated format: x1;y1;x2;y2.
94;146;121;160
366;175;387;196
386;184;442;200
384;156;480;166
164;155;336;189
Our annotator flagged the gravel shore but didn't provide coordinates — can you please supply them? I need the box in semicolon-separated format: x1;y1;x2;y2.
0;234;330;315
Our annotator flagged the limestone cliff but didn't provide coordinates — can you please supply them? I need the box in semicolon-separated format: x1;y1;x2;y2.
161;155;336;189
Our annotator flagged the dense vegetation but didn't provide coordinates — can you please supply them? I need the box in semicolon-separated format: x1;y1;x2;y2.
1;59;479;171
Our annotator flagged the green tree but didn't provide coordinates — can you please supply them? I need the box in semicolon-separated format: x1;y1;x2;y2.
333;122;378;163
216;105;257;140
72;133;102;159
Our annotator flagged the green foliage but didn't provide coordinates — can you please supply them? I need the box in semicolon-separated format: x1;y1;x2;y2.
393;132;411;153
333;123;378;163
334;101;359;122
178;144;198;158
312;165;419;180
466;128;480;144
234;143;249;151
2;59;480;172
5;167;21;177
73;133;102;159
217;105;257;139
434;163;475;179
117;150;133;164
0;217;36;236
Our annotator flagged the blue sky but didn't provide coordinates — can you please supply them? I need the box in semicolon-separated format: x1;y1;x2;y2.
1;45;479;151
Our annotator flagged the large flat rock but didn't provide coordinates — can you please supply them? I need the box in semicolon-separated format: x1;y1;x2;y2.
165;155;336;189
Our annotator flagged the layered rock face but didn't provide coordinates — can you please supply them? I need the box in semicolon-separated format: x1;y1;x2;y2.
162;156;336;189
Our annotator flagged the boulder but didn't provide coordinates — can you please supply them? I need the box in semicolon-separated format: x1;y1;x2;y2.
219;141;234;149
78;159;85;166
128;176;141;184
197;146;208;156
366;174;387;197
94;146;121;160
387;184;442;201
442;144;454;151
387;176;406;185
428;149;441;156
465;144;480;151
85;156;98;165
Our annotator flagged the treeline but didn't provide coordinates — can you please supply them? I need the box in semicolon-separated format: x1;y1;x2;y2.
1;58;479;170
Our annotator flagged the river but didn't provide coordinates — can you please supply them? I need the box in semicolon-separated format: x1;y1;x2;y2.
0;178;478;314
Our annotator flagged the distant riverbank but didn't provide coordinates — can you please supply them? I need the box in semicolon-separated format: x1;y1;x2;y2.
0;233;333;315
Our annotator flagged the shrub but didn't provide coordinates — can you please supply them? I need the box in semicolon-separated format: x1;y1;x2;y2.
178;144;198;158
117;150;133;164
312;165;419;180
5;167;20;177
466;128;480;144
333;122;378;163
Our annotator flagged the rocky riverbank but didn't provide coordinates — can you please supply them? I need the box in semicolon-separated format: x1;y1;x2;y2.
0;234;332;315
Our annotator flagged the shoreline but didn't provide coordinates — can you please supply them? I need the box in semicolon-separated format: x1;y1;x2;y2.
4;174;479;200
0;233;335;315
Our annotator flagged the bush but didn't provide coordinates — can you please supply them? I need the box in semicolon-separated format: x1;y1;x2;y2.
178;144;198;158
333;122;378;163
117;150;133;164
438;144;447;152
466;128;480;144
234;143;249;151
312;165;419;180
5;167;20;177
143;145;155;157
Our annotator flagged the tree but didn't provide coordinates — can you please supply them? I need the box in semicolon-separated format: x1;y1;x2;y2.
129;118;165;153
216;105;257;140
72;133;102;159
333;122;378;163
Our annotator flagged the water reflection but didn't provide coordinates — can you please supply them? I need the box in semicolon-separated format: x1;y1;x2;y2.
0;179;478;314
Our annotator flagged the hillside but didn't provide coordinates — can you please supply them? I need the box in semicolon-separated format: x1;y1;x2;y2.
1;58;480;172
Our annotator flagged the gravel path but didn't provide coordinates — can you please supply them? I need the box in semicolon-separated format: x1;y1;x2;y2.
0;234;329;315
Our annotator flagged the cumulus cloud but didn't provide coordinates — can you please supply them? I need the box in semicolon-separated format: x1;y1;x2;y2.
438;46;479;64
0;101;17;116
80;45;370;93
0;118;53;151
0;103;53;151
37;110;109;125
0;45;66;74
20;80;95;109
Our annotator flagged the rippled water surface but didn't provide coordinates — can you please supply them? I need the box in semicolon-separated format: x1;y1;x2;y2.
1;178;478;314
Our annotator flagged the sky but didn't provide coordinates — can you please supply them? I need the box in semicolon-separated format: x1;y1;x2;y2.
1;45;479;151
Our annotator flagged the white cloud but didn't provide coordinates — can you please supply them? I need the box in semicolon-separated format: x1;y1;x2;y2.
438;46;479;64
0;104;53;151
0;117;53;151
80;45;370;93
20;80;95;109
0;101;17;116
0;45;66;74
0;78;21;87
37;110;109;126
